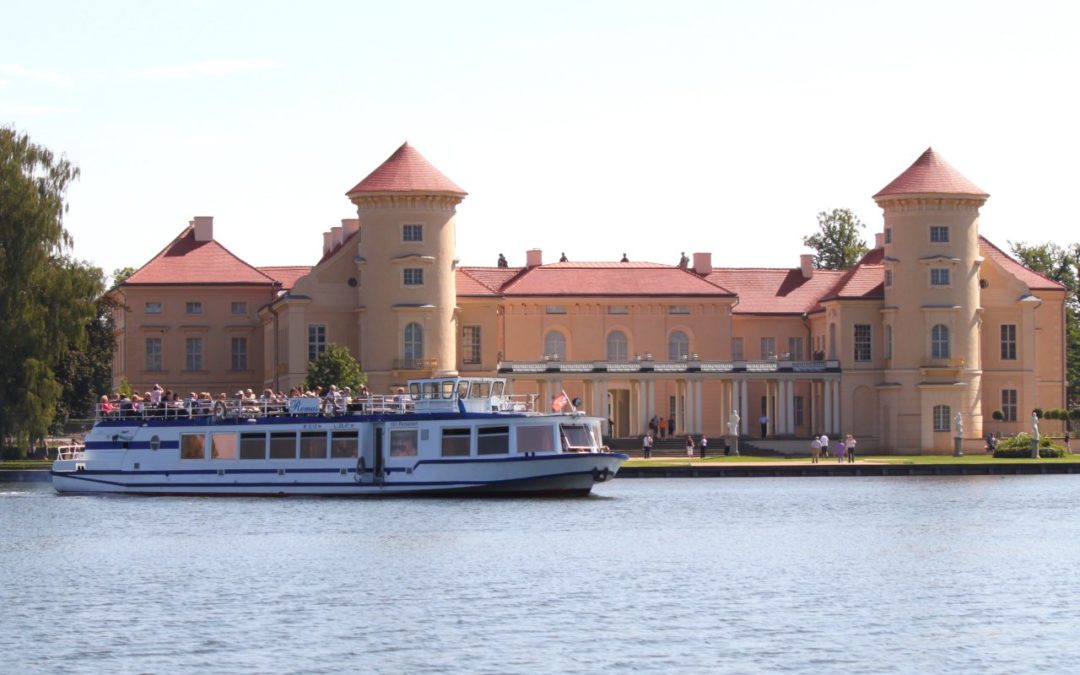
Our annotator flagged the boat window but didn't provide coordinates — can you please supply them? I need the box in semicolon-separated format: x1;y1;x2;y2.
409;383;421;399
240;433;266;460
457;381;470;399
441;427;471;456
330;431;358;458
491;381;505;398
180;434;205;460
470;381;491;398
390;429;418;457
441;380;456;399
211;433;238;460
516;425;555;454
560;424;595;450
270;432;296;459
300;432;327;459
477;426;510;455
423;382;439;399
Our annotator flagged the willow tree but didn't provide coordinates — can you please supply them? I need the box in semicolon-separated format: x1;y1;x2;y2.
0;127;101;450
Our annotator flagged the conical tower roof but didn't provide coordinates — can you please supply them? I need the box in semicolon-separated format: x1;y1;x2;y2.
874;148;987;200
346;142;466;197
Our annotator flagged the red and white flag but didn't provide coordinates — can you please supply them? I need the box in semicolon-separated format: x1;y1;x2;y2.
551;392;570;412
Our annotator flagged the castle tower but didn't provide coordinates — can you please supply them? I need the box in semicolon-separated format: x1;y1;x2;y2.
875;148;989;452
346;143;467;392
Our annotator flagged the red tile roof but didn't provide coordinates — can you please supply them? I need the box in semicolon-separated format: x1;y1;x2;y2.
346;142;466;197
979;236;1066;291
874;148;988;199
500;262;735;297
124;228;278;286
457;267;525;297
259;266;312;291
706;268;846;314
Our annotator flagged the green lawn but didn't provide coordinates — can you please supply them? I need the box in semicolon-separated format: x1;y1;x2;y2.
624;452;1080;467
0;459;52;470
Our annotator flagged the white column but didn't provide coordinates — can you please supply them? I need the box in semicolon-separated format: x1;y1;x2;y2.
599;380;609;434
785;380;795;434
739;380;749;435
684;379;693;435
694;380;703;434
823;380;833;435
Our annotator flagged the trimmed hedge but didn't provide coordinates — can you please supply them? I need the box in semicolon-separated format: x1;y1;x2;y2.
993;433;1069;458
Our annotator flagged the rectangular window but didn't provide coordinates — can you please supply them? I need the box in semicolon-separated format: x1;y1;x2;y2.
403;224;423;242
403;268;424;286
516;425;555;454
331;431;359;458
269;432;296;459
885;228;892;244
239;433;266;460
308;325;326;363
211;432;237;460
1000;324;1017;360
390;429;418;457
885;325;893;360
186;301;202;315
607;305;629;315
145;337;162;371
854;324;872;362
180;434;205;460
462;326;481;365
300;432;327;459
477;426;510;455
885;269;893;287
760;337;776;359
231;337;248;371
787;337;804;361
1002;389;1018;422
145;302;162;314
441;428;471;457
669;306;690;315
544;305;567;314
732;337;744;361
231;302;247;315
793;396;805;427
933;405;951;432
930;226;949;243
185;337;202;371
930;268;950;286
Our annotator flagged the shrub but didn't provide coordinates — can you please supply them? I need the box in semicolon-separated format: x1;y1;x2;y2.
991;410;1005;421
993;433;1069;458
1072;408;1080;421
1033;408;1044;419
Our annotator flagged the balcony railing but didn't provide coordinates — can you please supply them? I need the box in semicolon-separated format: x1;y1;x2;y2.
498;359;841;375
393;358;439;371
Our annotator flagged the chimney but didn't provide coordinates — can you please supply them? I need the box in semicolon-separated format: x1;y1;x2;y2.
875;232;885;248
342;218;359;240
526;249;543;268
692;252;712;275
192;216;214;242
331;226;343;248
322;231;332;256
800;254;814;279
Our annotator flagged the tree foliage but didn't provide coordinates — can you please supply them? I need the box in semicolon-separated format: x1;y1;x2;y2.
1009;240;1080;402
0;127;102;450
303;343;366;392
802;208;869;270
53;274;119;428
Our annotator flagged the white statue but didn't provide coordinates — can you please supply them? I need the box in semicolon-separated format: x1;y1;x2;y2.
954;412;963;437
1032;412;1040;441
727;409;740;436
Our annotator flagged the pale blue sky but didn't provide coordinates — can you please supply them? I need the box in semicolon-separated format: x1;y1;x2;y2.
4;0;1078;279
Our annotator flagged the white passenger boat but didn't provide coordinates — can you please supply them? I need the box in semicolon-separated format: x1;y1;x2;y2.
51;377;626;496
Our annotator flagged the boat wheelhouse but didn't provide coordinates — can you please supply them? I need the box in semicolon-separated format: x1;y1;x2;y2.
51;377;626;496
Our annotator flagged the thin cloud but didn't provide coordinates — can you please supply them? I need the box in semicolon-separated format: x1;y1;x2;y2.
130;59;275;80
0;64;72;86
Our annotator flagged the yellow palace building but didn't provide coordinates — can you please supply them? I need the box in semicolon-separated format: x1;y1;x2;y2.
111;144;1067;452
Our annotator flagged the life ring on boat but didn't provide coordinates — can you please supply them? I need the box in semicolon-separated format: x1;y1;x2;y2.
592;467;612;483
213;400;227;421
354;455;366;483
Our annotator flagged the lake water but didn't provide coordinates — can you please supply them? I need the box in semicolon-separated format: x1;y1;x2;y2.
3;476;1080;673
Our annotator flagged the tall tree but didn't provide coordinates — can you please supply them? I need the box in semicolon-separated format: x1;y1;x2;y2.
1009;241;1080;403
802;208;869;270
304;343;367;392
0;127;100;450
53;267;117;428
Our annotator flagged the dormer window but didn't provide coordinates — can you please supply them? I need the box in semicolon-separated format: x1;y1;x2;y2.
930;226;949;243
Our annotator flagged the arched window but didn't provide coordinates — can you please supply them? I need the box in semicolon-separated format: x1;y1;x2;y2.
607;330;628;362
931;324;950;359
668;330;689;360
933;404;951;432
404;322;423;361
544;331;566;360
